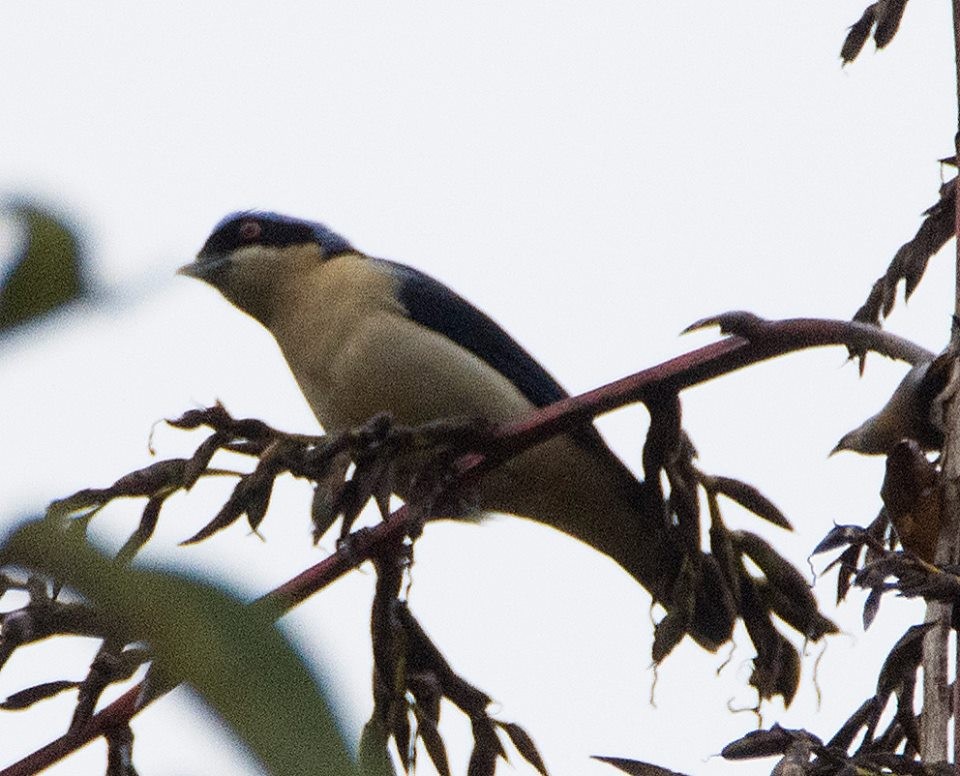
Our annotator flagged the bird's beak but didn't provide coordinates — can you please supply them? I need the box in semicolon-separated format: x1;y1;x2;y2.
176;254;230;283
176;261;200;278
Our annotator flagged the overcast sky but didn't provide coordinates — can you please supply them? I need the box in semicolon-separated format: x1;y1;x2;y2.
1;2;957;775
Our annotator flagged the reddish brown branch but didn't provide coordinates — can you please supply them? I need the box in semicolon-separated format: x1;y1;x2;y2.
475;313;932;476
0;313;929;775
0;686;140;775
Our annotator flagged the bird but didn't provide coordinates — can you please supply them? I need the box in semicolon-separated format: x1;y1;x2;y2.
832;353;953;456
179;211;730;649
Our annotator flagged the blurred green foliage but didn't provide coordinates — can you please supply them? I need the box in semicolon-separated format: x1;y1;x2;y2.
0;518;357;776
0;202;85;331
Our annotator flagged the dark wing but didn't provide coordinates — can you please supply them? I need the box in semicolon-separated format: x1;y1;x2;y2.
381;259;642;490
384;259;567;409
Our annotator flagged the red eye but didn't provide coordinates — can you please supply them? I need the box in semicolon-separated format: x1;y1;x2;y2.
239;221;261;241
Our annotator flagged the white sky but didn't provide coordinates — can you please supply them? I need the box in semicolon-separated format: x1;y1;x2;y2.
1;2;957;774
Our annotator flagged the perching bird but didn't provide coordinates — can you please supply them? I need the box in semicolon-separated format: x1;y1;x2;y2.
179;211;729;648
832;353;954;456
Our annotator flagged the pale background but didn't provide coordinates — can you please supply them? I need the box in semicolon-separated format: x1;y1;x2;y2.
0;2;956;774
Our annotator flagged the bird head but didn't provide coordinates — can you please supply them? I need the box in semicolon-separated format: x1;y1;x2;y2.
178;211;354;323
830;357;952;457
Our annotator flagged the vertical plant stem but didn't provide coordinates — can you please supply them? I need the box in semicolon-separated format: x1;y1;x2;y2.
920;598;951;764
923;2;960;766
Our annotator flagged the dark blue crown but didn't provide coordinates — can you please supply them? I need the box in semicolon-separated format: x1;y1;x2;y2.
201;211;354;257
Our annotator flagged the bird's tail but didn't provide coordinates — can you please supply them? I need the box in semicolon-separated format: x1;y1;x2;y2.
478;434;735;651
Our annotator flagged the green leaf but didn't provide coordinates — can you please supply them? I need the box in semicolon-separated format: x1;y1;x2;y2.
0;202;85;331
0;518;356;776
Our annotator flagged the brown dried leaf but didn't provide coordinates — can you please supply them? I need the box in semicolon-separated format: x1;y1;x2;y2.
651;606;687;664
736;532;815;614
181;480;248;544
773;635;801;706
409;672;442;726
335;479;366;539
311;453;352;542
108;458;188;499
591;756;689;776
468;718;503;776
227;416;277;442
692;556;736;648
242;474;276;533
114;496;165;565
0;680;78;710
48;459;188;519
872;719;911;758
183;432;229;489
712;477;791;529
390;701;412;772
840;4;876;64
707;503;739;597
812;522;878;604
749;632;799;704
876;623;932;697
854;178;956;325
862;587;882;630
874;0;909;49
167;403;231;431
737;570;798;702
397;605;491;714
812;524;869;556
182;445;287;543
373;465;396;521
756;579;838;641
415;706;451;776
47;488;110;518
339;450;395;538
737;569;776;657
467;747;497;776
500;722;548;776
770;736;816;775
667;481;700;558
892;671;921;755
652;559;695;663
722;726;818;760
826;696;883;750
